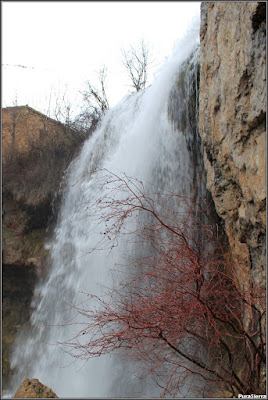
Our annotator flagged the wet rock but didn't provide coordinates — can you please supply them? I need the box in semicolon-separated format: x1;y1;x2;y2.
14;378;58;398
2;265;37;390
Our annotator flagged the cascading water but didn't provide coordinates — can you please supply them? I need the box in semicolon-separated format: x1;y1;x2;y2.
8;16;208;398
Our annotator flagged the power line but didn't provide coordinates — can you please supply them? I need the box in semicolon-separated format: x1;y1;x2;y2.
2;63;36;69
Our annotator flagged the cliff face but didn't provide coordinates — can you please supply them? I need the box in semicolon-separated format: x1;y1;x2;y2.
199;2;266;291
2;106;87;269
2;107;88;390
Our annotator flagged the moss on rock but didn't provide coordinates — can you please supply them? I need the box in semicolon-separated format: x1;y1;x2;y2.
2;265;37;390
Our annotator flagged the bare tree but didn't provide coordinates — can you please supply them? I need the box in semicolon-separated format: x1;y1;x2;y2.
75;66;110;133
53;87;72;125
44;85;75;129
122;40;151;92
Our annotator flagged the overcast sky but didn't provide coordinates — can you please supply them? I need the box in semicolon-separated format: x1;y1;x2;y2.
2;1;201;118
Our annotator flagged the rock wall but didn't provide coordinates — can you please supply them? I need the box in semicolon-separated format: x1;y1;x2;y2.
199;2;266;291
2;265;37;391
2;106;87;269
2;105;78;161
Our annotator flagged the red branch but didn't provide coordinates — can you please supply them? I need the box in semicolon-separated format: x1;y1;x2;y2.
59;170;266;397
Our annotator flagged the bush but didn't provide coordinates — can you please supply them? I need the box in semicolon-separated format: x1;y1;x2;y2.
59;170;266;397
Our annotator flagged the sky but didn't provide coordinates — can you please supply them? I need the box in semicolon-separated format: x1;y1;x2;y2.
2;1;201;120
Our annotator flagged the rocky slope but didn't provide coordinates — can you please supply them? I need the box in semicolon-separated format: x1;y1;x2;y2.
199;1;266;292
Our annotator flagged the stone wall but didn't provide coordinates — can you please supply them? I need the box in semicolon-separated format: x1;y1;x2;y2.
199;2;266;291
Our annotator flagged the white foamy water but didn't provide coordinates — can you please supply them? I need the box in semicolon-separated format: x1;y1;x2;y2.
9;17;204;398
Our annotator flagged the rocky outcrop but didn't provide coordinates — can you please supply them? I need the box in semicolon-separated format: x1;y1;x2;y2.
199;2;266;291
14;378;58;398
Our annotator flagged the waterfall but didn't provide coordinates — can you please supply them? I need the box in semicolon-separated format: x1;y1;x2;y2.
9;16;207;398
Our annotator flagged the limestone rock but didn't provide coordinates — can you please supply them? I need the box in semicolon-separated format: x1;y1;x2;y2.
199;2;266;290
14;378;58;398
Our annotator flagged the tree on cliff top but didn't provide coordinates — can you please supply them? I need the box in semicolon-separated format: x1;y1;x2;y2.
75;66;110;133
59;170;266;398
75;42;152;133
122;40;151;92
